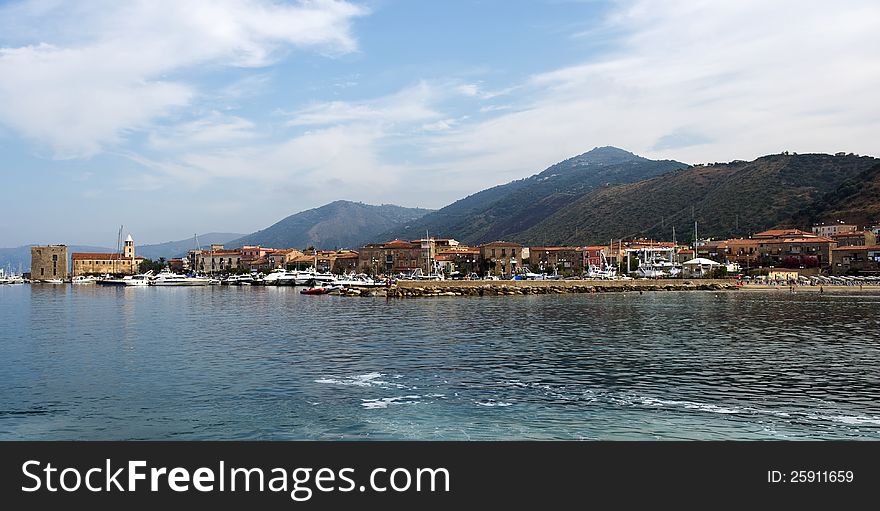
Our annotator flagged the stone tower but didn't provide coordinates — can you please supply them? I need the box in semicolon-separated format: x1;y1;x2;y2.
124;234;134;259
31;245;69;281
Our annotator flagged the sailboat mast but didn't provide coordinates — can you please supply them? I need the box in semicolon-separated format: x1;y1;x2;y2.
116;225;123;274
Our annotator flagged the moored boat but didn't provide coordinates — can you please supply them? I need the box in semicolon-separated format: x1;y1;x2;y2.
150;271;211;286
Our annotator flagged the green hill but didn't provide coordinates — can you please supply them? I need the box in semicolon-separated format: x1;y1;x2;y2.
381;146;687;244
514;153;879;245
227;201;432;250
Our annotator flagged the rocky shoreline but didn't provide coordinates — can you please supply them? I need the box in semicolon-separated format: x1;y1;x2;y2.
338;279;738;298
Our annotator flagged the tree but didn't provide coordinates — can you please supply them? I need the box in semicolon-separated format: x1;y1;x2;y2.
138;258;166;274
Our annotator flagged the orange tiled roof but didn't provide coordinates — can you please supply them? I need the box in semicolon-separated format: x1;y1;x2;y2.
384;239;418;248
72;252;144;260
763;237;835;243
202;250;241;255
530;246;580;251
480;241;522;247
754;229;812;238
833;245;880;251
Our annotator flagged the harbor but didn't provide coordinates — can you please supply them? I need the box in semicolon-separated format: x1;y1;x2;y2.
2;283;878;440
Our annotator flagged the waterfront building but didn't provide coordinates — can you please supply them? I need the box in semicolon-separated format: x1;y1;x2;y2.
582;246;610;270
696;239;730;261
168;258;186;272
358;240;423;274
288;250;360;273
435;246;481;275
190;247;242;273
830;230;877;247
812;223;858;237
830;245;880;275
675;248;696;264
31;245;69;280
529;246;583;274
71;234;144;276
480;241;523;277
266;248;305;270
752;229;836;269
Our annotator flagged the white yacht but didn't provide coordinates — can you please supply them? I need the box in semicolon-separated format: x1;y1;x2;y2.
294;270;337;286
150;271;211;286
261;269;284;285
71;275;98;284
98;271;154;286
637;257;680;278
334;273;384;287
123;274;152;286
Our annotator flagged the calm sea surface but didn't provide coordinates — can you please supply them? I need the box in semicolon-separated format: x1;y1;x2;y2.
1;284;878;440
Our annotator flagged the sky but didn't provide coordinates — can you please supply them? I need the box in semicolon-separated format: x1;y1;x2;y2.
1;0;879;247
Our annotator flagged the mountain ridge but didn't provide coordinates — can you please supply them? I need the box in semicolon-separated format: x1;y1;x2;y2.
513;152;879;245
227;200;433;250
380;146;688;244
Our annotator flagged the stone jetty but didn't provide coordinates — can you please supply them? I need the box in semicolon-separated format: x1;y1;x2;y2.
338;279;738;298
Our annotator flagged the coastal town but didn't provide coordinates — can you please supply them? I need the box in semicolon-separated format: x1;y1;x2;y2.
10;220;880;292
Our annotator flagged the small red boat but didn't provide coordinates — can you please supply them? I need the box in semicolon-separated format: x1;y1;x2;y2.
300;285;340;295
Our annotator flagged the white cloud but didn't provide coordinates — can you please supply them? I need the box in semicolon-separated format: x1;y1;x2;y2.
148;113;258;151
0;0;366;158
132;0;880;211
286;81;442;127
420;0;880;181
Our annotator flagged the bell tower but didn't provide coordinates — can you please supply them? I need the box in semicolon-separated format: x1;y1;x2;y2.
124;234;134;259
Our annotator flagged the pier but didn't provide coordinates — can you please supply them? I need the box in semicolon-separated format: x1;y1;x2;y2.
338;279;738;297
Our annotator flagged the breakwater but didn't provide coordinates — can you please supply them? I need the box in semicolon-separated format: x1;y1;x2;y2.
338;279;738;297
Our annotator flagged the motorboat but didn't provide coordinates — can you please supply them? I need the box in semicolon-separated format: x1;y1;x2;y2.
294;271;337;286
300;281;342;295
97;271;154;286
123;274;152;286
334;274;384;287
149;272;211;286
513;272;547;280
71;275;98;284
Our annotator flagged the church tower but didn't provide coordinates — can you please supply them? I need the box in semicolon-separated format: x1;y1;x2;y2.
124;234;134;259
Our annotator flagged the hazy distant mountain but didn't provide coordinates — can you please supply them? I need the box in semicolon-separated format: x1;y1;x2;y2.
227;201;433;250
0;245;112;273
381;146;687;244
514;152;879;245
136;232;244;260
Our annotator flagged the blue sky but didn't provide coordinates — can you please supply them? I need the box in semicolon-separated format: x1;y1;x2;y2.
1;0;879;247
